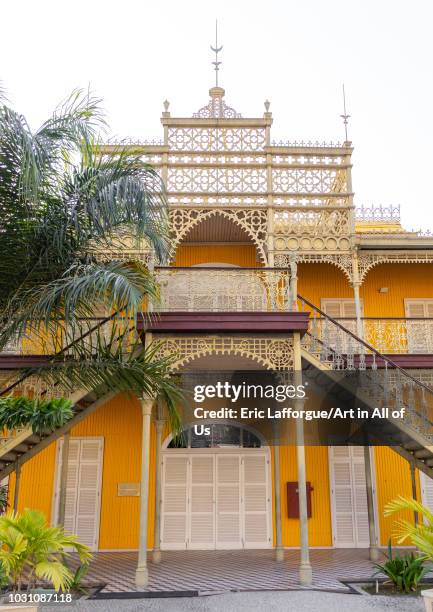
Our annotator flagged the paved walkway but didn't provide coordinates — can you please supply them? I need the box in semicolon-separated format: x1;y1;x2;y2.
40;590;425;612
69;549;382;594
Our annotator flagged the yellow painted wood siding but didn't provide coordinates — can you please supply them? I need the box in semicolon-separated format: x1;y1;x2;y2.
174;245;259;267
9;394;156;550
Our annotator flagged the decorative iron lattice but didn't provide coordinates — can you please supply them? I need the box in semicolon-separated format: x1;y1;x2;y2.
167;128;267;152
358;252;433;283
193;96;242;119
274;210;351;236
356;205;401;222
274;253;353;281
272;168;347;194
156;268;291;312
151;335;294;371
167;166;267;193
169;208;268;263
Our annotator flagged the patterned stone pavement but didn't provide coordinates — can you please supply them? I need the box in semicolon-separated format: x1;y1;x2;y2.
71;549;383;595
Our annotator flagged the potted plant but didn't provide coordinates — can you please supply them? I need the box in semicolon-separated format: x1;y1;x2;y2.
373;540;427;593
0;508;91;608
385;496;433;609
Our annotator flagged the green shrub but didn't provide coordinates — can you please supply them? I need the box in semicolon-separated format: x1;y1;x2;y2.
373;541;427;593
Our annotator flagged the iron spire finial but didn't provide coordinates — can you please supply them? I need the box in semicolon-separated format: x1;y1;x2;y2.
340;83;351;143
210;20;223;87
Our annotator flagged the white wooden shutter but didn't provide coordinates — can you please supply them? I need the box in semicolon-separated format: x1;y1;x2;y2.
75;440;104;549
161;455;188;550
420;472;433;515
216;455;242;549
322;300;362;352
329;446;371;548
54;438;103;551
405;300;433;353
189;455;215;549
351;447;369;546
242;454;270;548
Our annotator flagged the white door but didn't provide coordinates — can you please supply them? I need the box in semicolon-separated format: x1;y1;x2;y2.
161;452;271;550
420;471;433;513
53;438;104;551
329;446;374;548
405;300;433;353
322;299;363;351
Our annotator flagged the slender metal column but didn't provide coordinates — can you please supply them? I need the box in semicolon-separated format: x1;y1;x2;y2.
152;418;165;564
135;395;153;587
410;462;418;526
289;254;298;311
58;431;70;526
273;442;284;561
351;252;364;339
293;332;312;585
364;446;380;561
13;461;21;514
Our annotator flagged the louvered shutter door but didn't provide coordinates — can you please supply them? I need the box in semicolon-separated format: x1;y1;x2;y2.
189;455;215;549
351;447;369;547
405;301;433;353
216;455;242;548
161;456;188;550
420;472;433;515
75;439;103;550
242;454;270;548
329;446;356;547
54;439;80;536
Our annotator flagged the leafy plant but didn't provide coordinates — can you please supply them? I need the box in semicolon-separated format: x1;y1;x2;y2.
373;540;427;592
0;397;73;435
64;562;90;595
384;496;433;560
0;509;91;591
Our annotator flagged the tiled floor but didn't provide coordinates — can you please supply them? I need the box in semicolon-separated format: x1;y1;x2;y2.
73;549;383;594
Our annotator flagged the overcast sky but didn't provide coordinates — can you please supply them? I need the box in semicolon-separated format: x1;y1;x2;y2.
2;0;433;230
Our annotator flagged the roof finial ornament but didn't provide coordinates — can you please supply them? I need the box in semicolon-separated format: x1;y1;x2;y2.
340;83;351;144
210;20;223;87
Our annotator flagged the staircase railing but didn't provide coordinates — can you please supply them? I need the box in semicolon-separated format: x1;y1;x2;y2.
298;294;433;443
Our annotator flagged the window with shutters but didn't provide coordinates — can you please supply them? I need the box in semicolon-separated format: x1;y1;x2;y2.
404;299;433;353
321;299;363;353
420;471;433;517
52;437;104;551
328;446;377;548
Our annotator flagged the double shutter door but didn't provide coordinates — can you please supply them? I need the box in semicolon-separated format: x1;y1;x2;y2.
405;300;433;353
53;438;104;551
321;299;362;352
329;446;373;547
161;453;271;550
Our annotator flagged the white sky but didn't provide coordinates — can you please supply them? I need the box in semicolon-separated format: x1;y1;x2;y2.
2;0;433;230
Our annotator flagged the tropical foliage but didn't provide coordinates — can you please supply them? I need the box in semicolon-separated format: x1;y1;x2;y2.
0;86;181;426
385;495;433;560
0;396;73;435
373;540;427;592
0;509;91;591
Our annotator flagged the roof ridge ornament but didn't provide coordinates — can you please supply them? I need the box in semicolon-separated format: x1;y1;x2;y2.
211;20;223;87
193;87;242;119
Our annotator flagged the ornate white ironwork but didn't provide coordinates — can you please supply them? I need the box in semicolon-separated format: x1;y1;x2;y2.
193;90;242;119
152;335;294;371
356;205;400;222
156;268;291;312
358;252;433;283
169;208;268;263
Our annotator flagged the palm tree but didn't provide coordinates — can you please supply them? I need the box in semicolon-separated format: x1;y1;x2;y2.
0;87;180;428
385;496;433;560
0;508;92;591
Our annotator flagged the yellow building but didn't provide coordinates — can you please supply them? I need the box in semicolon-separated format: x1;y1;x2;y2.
1;83;433;587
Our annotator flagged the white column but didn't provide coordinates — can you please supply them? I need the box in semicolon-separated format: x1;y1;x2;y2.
294;332;312;585
152;418;165;563
58;431;70;526
13;461;21;514
135;396;153;587
351;252;364;339
364;446;380;561
273;442;284;561
289;254;298;311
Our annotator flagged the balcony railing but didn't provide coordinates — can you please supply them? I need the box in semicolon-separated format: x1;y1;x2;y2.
305;317;433;355
155;267;292;312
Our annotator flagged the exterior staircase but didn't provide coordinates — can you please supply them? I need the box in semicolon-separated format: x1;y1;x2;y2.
298;294;433;478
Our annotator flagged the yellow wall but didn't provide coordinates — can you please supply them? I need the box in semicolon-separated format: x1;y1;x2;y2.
12;393;156;550
174;244;259;267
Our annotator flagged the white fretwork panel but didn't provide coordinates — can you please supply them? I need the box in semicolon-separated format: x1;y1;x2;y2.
167;167;267;193
274;210;351;237
152;336;294;371
168;154;267;165
273;154;345;166
167;195;268;207
272;168;347;194
273;196;350;208
167;128;266;152
169;208;268;262
273;234;351;253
